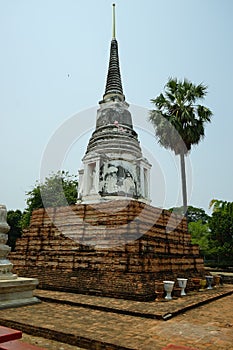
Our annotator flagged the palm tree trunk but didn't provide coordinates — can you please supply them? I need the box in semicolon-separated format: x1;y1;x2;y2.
180;153;188;216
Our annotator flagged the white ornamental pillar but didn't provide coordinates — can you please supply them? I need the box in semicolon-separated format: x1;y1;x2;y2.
0;205;17;280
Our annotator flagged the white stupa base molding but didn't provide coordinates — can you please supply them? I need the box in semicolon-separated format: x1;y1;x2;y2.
0;276;40;309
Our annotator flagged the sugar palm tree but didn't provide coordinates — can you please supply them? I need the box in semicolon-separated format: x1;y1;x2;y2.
149;78;213;215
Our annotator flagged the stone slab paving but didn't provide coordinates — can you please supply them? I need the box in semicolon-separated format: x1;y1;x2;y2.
0;287;232;349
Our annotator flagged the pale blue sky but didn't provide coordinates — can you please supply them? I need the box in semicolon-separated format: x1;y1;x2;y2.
1;0;232;213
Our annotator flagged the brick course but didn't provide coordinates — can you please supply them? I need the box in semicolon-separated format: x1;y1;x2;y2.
9;200;205;300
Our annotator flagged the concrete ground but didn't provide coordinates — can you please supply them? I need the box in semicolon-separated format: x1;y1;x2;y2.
0;286;233;350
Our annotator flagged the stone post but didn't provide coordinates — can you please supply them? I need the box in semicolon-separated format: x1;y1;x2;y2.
0;205;17;280
0;204;40;309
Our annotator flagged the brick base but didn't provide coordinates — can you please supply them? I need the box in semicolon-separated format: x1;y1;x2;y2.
9;200;205;301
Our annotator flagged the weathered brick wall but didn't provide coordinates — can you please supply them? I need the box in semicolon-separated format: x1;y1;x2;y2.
9;200;205;300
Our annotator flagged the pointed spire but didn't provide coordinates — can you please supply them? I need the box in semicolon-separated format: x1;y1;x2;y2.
102;4;125;103
112;3;116;39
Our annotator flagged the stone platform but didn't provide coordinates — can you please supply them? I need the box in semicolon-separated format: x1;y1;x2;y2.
35;284;233;321
0;277;40;310
0;286;232;349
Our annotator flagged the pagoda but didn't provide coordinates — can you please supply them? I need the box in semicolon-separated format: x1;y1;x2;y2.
77;4;151;204
9;4;205;302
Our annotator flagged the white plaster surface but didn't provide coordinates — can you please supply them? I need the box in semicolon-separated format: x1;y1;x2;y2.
0;204;40;309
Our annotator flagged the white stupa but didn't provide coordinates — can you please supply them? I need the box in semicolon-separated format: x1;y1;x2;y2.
77;4;151;204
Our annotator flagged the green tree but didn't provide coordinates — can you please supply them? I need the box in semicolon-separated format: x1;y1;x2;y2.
189;220;210;257
209;199;233;214
208;199;233;265
7;210;23;251
169;205;209;224
22;171;78;228
149;78;212;215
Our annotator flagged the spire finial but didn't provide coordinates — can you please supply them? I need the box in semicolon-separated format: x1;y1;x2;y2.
112;3;116;39
100;3;125;103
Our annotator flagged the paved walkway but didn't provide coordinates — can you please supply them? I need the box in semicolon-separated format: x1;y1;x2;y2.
0;286;233;349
